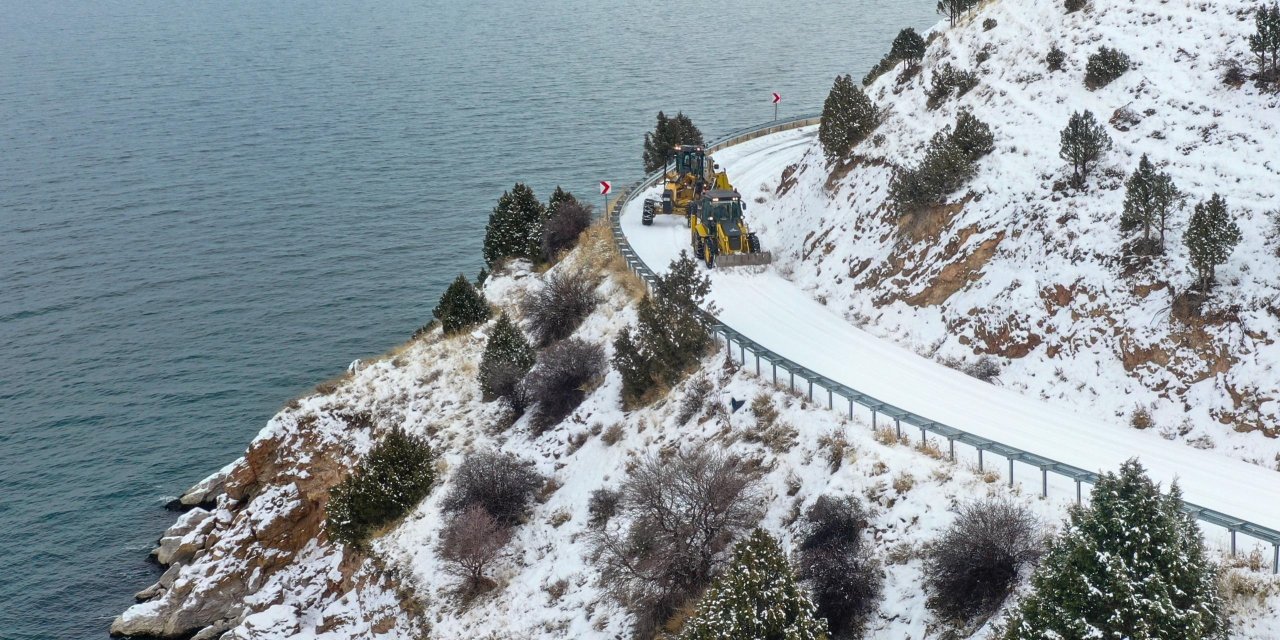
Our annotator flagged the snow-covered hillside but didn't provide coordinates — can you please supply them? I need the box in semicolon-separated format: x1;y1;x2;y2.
738;0;1280;468
118;215;1280;639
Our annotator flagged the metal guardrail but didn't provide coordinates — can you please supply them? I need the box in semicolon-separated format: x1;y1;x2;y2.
606;114;1280;573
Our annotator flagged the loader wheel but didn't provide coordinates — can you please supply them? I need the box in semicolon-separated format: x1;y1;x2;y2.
747;233;761;254
704;234;718;269
642;199;655;226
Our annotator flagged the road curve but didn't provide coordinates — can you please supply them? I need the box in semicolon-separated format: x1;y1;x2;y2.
619;125;1280;540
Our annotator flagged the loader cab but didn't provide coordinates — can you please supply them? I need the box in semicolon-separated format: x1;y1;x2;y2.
671;145;705;179
697;190;744;228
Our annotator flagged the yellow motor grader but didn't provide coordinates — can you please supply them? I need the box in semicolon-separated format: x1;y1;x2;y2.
688;189;772;268
642;145;731;225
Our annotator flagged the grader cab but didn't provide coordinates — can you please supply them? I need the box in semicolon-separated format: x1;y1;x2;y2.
642;145;731;225
688;190;772;268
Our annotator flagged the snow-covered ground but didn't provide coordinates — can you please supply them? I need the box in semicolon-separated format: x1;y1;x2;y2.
621;130;1280;544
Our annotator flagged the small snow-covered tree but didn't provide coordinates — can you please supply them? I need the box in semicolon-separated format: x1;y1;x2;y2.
432;274;490;334
547;185;576;214
483;183;546;266
477;312;534;402
1084;46;1131;89
1059;110;1111;187
611;252;712;406
327;427;437;547
820;74;880;163
1046;45;1066;71
680;529;828;640
889;28;927;68
1184;193;1241;292
951;108;994;160
643;111;704;174
1000;459;1225;640
1121;154;1181;254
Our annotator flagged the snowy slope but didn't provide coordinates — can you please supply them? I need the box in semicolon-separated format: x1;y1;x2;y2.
729;0;1280;471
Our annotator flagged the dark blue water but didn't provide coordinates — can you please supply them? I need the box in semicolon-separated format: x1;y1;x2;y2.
0;0;936;636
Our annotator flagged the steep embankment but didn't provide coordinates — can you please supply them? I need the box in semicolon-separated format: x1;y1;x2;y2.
740;0;1280;466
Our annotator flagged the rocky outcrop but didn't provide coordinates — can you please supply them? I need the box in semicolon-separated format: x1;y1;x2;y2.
112;404;422;639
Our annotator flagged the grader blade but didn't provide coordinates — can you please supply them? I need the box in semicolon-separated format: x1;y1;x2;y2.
716;251;773;268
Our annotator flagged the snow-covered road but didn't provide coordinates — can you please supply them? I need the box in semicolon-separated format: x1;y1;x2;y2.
620;126;1280;539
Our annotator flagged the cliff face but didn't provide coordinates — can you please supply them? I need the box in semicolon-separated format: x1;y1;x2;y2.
739;0;1280;465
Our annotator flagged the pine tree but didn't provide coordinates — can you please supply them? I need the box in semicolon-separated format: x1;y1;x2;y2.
1184;194;1241;292
477;313;535;402
937;0;978;26
1250;3;1280;76
680;529;829;640
1059;110;1111;187
819;74;880;163
1121;154;1181;253
548;185;577;214
951;108;995;160
611;252;712;406
327;428;437;547
1084;47;1131;90
483;183;546;266
889;28;927;69
643;111;705;174
433;274;490;334
1001;460;1225;640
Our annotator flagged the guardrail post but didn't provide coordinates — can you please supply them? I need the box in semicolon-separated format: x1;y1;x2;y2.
848;397;854;419
755;353;760;376
807;380;813;402
789;370;795;393
919;426;927;446
872;410;878;430
1273;544;1278;574
978;448;985;470
1075;479;1082;505
772;362;777;385
1230;529;1237;557
1041;468;1048;498
948;438;955;461
827;388;832;410
1008;458;1015;488
895;417;901;439
740;343;745;365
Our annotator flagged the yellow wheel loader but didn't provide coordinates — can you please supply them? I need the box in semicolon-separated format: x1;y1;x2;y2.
688;189;772;268
642;145;732;225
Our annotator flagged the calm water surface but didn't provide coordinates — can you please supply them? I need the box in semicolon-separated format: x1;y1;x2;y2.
0;0;936;636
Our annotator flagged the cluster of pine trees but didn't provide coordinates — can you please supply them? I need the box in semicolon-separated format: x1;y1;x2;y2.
1251;3;1280;79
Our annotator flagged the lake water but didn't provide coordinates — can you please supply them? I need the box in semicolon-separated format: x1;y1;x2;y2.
0;0;937;636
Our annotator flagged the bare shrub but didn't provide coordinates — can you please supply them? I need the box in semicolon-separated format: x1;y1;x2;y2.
797;495;882;637
525;339;607;434
542;200;594;262
523;269;599;347
592;449;764;637
924;498;1042;622
1130;405;1154;430
587;487;621;528
601;423;625;446
438;505;510;591
676;374;714;424
963;356;1001;383
1064;0;1086;12
442;450;545;526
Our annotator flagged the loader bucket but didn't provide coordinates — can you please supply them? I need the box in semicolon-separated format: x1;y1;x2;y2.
716;251;773;268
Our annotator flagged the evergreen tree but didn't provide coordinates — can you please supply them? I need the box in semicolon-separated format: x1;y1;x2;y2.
548;185;577;214
1046;45;1066;72
1184;194;1241;292
433;274;490;334
1059;110;1111;187
951;108;995;160
327;428;437;547
937;0;978;26
680;529;828;640
889;28;927;69
611;252;712;406
819;74;881;163
1121;154;1181;253
477;313;535;402
1084;46;1131;90
1249;3;1280;76
1001;460;1225;640
483;183;546;266
643;111;705;174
